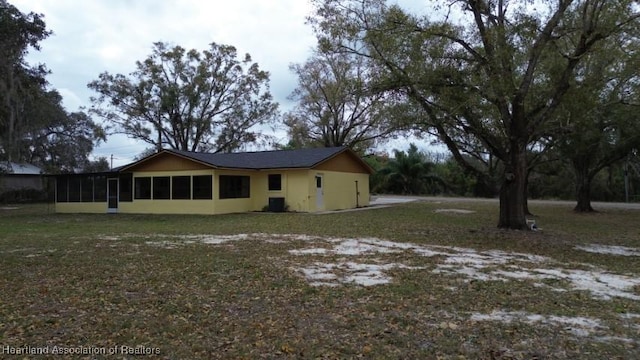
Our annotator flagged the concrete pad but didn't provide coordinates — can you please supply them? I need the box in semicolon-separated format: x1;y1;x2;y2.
369;196;419;205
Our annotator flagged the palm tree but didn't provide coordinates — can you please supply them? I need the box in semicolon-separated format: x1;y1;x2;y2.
380;144;446;195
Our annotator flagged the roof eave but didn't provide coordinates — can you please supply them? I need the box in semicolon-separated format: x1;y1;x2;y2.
118;149;218;172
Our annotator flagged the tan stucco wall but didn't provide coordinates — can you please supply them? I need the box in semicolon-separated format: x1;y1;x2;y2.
314;151;371;174
126;152;212;172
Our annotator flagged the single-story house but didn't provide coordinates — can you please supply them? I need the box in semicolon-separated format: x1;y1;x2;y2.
54;146;372;214
0;162;44;192
0;162;48;203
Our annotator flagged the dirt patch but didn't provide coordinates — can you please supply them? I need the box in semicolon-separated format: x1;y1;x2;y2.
470;310;607;338
575;244;640;257
102;233;640;300
145;240;197;249
287;236;640;300
297;262;424;286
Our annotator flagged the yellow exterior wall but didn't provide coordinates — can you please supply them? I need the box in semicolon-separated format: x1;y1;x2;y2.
55;150;370;215
213;169;259;214
309;151;371;212
251;172;270;211
122;169;216;214
211;169;315;214
212;169;314;213
118;200;215;215
309;170;370;212
284;170;312;212
249;171;285;211
56;202;107;213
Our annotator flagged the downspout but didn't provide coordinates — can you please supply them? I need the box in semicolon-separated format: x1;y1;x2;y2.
355;180;360;208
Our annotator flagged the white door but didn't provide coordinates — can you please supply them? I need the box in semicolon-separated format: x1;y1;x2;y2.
315;175;324;211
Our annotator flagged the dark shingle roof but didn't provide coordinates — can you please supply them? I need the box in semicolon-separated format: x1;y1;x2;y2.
164;146;351;170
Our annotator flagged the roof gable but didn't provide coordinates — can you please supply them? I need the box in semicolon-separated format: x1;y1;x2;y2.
120;147;373;174
122;151;214;172
314;151;372;174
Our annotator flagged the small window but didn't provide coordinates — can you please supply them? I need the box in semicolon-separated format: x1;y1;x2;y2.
193;175;212;199
153;177;170;199
134;177;151;199
119;173;133;202
68;176;81;202
172;176;191;199
56;176;68;203
268;174;282;191
81;176;94;202
94;175;107;202
219;175;250;199
316;176;322;188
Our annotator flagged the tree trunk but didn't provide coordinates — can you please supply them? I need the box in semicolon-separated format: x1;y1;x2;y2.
156;121;163;152
574;173;595;212
3;70;18;162
498;144;528;230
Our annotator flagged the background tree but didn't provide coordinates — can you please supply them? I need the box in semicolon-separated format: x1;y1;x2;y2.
1;1;103;173
23;90;105;173
82;157;110;173
0;0;49;162
555;87;640;212
434;156;479;197
378;144;446;195
88;42;279;153
310;0;640;229
624;151;640;201
546;19;640;212
285;48;402;152
362;152;389;193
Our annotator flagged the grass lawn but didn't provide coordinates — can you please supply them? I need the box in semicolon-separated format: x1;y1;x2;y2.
0;200;639;359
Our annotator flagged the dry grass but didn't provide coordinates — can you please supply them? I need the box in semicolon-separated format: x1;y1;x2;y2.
0;201;639;359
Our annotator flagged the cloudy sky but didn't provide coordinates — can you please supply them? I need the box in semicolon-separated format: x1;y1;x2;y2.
14;0;430;167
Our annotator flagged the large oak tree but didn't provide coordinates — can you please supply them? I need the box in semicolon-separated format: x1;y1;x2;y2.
88;42;279;153
553;45;640;212
1;1;103;172
310;0;640;229
0;0;49;162
23;90;105;173
285;48;403;152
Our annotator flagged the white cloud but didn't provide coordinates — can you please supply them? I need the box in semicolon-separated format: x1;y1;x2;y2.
14;0;317;165
14;0;435;165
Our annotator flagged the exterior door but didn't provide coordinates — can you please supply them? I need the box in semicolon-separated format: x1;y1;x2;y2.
315;174;324;211
107;178;118;213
